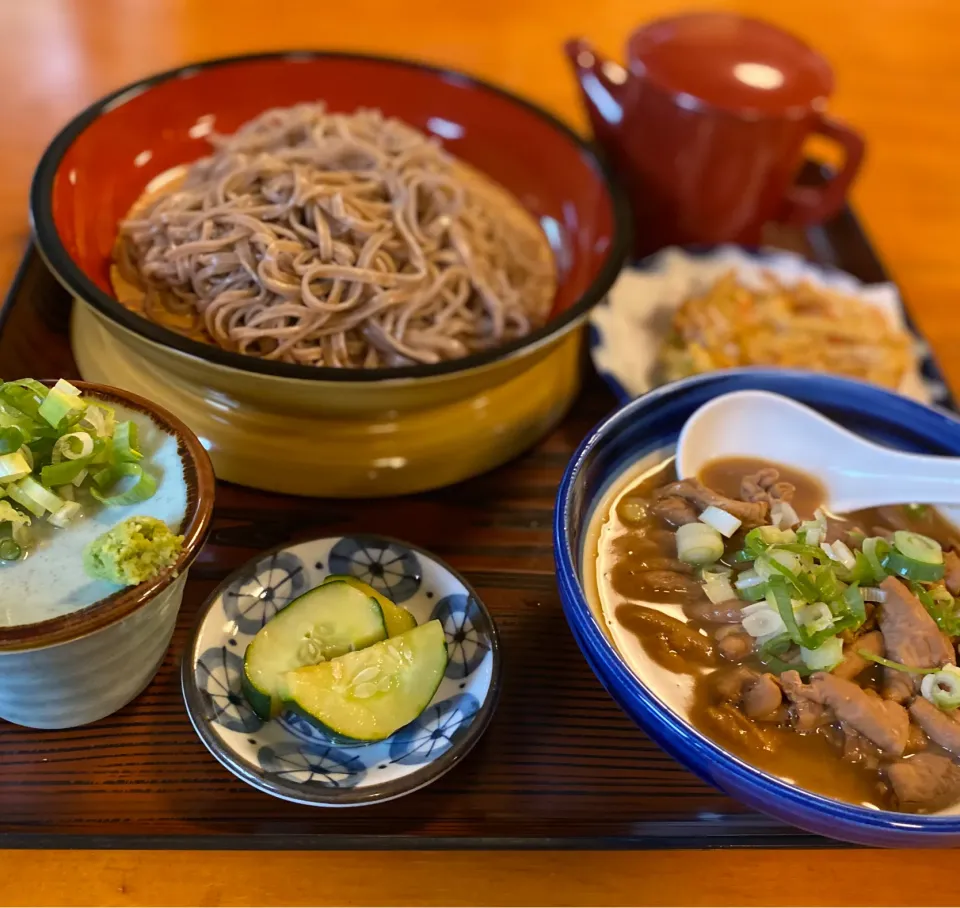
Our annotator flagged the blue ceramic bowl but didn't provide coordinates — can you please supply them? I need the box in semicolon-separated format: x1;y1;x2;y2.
555;368;960;847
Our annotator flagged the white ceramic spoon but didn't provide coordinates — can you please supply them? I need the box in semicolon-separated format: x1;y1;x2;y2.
676;390;960;513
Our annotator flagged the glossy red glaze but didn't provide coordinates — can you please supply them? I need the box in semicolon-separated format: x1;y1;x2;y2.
36;53;628;381
566;13;865;257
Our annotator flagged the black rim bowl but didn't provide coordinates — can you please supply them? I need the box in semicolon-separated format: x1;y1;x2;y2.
29;50;632;384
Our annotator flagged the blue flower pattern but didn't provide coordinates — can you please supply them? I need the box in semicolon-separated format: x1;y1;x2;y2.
430;594;492;679
327;536;421;603
190;535;493;797
222;551;307;634
258;742;367;788
197;645;263;733
389;694;480;764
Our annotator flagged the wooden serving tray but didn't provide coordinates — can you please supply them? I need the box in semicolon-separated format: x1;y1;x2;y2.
0;178;947;850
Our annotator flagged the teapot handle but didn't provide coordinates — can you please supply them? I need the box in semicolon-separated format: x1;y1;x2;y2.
779;114;866;225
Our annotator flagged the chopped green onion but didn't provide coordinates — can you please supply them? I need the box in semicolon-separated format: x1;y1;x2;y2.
796;601;833;634
1;380;46;418
734;569;765;591
843;583;867;623
90;463;157;507
40;459;88;488
856;650;939;675
52;431;94;463
742;602;787;638
703;574;737;604
739;581;770;603
862;536;889;581
51;378;80;398
849;550;880;585
910;581;960;636
729;548;755;564
111;421;142;464
5;482;44;517
931;585;954;605
770;500;800;530
761;551;820;602
0;450;31;483
882;549;945;583
814;564;843;602
801;635;844;671
37;381;85;429
743;527;773;558
48;500;82;528
767;577;804;646
893;530;943;566
13;476;63;514
904;504;929;519
0;426;24;455
921;670;960;710
758;632;793;656
676;522;724;565
698;505;741;538
755;549;802;580
80;401;115;438
797;512;827;547
831;539;858;571
759;652;814;677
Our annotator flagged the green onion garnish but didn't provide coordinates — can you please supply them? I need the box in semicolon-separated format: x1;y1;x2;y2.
90;463;157;507
0;426;24;455
857;650;939;675
0;378;158;560
112;421;142;463
843;583;867;624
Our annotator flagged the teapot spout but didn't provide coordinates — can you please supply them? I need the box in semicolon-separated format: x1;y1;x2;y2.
563;38;631;133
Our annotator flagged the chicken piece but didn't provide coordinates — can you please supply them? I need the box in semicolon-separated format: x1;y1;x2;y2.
714;626;753;662
780;670;910;756
740;468;796;505
832;630;884;682
909;697;960;757
653;480;768;527
708;667;783;720
651;496;699;527
944;549;960;596
888;753;960;812
878;577;954;702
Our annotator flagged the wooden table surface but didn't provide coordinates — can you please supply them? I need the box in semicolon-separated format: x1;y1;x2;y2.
2;0;959;904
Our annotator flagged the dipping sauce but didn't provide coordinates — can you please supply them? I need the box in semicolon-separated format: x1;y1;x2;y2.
0;402;188;626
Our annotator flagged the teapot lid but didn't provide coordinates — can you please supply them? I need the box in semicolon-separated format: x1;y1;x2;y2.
628;12;834;115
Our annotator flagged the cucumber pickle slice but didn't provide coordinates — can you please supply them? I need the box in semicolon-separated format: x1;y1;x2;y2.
242;580;387;719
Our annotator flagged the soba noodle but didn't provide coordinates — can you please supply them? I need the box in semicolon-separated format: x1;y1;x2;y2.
111;104;557;368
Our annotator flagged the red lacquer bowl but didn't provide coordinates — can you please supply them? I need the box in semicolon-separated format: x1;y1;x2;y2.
30;51;630;383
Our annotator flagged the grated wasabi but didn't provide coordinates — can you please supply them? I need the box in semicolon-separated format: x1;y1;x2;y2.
83;516;183;587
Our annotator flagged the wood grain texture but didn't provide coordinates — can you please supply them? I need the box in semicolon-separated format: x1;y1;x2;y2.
3;848;960;907
0;199;889;852
1;0;960;904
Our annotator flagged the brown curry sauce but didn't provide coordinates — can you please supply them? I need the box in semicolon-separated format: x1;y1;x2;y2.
592;454;960;811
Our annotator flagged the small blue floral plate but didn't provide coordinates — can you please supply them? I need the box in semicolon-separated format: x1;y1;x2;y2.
181;534;501;807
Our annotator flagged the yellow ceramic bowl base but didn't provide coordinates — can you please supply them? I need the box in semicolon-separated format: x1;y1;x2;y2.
71;302;581;497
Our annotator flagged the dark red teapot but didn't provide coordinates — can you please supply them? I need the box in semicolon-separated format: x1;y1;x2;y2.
565;13;865;257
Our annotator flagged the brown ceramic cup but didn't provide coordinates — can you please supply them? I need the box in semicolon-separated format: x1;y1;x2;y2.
566;13;865;257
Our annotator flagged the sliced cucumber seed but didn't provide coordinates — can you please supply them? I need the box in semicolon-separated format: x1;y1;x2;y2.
351;665;381;686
